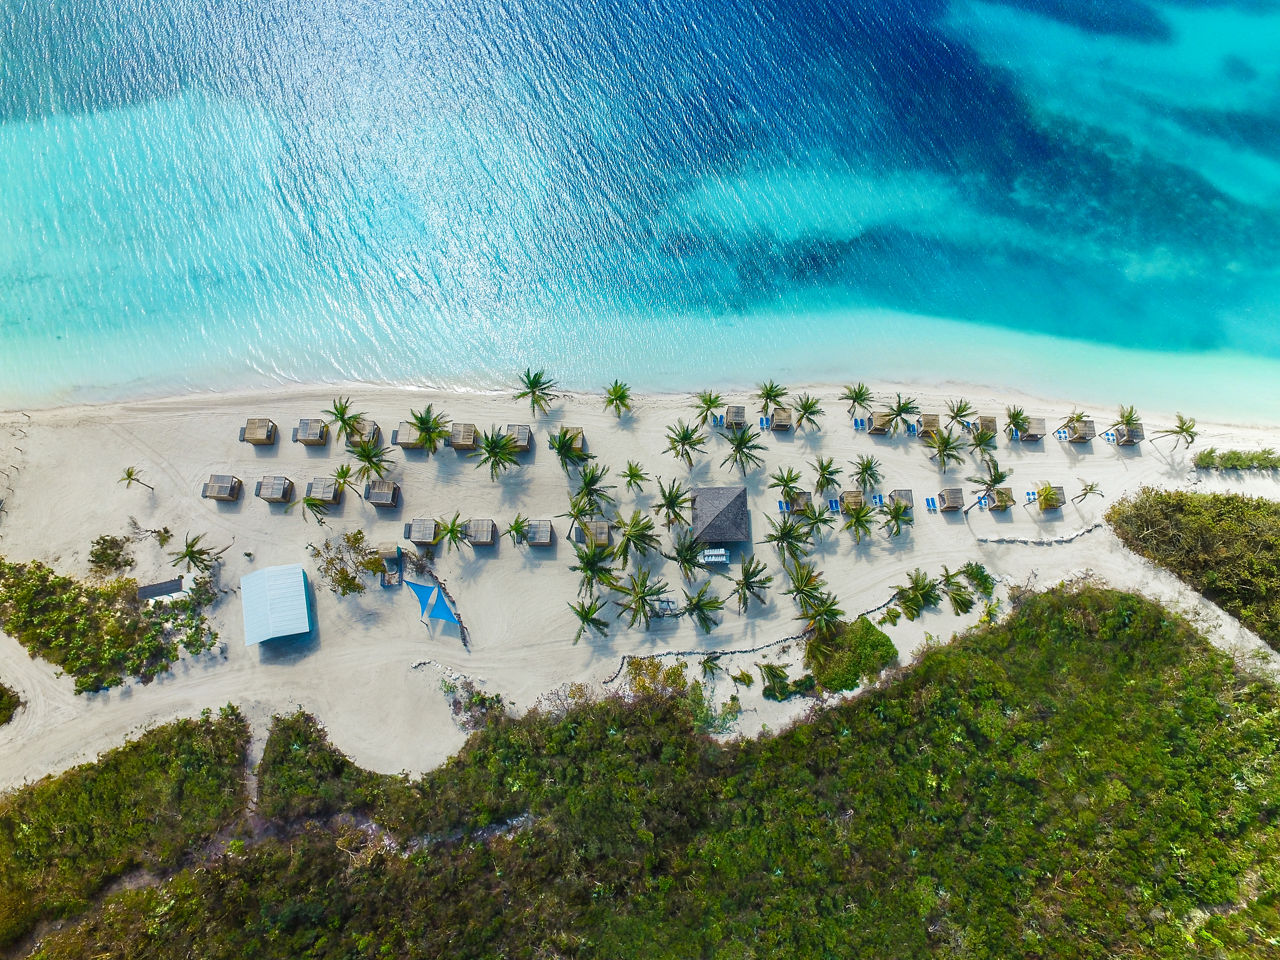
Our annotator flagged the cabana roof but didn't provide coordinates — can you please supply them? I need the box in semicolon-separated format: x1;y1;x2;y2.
868;411;894;434
1068;419;1096;442
526;520;554;546
839;489;864;512
364;480;399;507
1042;485;1067;510
1117;423;1144;445
938;487;965;511
889;488;914;509
991;487;1014;511
392;421;424;448
450;422;478;450
255;476;293;503
505;424;533;452
405;518;437;545
788;490;813;514
977;415;997;435
564;426;585;451
306;478;339;504
725;405;747;429
293;418;328;445
240;418;277;445
1020;417;1047;441
241;564;311;646
691;486;750;543
770;407;792;431
202;474;242;501
581;519;611;546
350;419;381;446
918;414;941;439
465;518;496;545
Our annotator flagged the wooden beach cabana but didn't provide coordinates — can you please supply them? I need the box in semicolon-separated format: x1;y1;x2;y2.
725;405;747;430
404;518;438;546
938;488;965;512
917;414;941;441
293;418;328;446
392;421;424;449
255;476;293;504
989;487;1014;511
839;489;864;513
201;474;242;502
240;418;277;446
977;415;997;436
364;480;399;508
1019;417;1046;442
306;478;340;505
505;424;533;452
465;519;497;546
691;487;750;544
377;542;402;587
1041;485;1066;512
788;490;812;514
350;419;381;446
889;489;914;510
1116;422;1144;445
449;422;478;451
526;520;554;547
867;412;894;435
581;519;610;546
770;407;792;431
1067;420;1096;443
563;426;586;452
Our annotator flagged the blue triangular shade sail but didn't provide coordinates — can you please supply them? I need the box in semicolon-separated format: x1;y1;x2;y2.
405;581;436;618
429;589;459;624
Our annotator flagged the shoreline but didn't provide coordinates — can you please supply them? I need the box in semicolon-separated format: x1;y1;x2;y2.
1;379;1277;791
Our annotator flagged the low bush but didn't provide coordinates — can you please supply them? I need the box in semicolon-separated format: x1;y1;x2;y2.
806;615;898;691
0;680;19;726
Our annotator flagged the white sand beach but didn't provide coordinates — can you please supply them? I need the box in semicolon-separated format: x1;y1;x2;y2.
0;379;1277;791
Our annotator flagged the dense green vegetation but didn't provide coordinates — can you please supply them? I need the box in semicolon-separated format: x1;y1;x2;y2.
24;586;1280;958
0;557;218;692
1108;488;1280;650
1193;447;1280;471
0;680;19;727
0;706;248;949
804;614;898;691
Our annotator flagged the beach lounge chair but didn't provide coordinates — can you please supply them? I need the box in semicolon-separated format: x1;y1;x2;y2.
1104;431;1117;444
698;547;730;565
1026;490;1038;503
778;500;787;513
1055;428;1070;441
827;498;840;512
906;422;918;437
871;493;885;508
977;495;989;511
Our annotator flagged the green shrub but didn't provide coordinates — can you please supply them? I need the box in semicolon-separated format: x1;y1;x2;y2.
0;680;19;726
87;535;133;575
0;706;248;948
1192;447;1280;471
806;616;898;692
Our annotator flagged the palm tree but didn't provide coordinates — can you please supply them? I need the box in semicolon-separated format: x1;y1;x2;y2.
1110;404;1141;436
966;458;1012;514
350;439;394;482
665;420;707;468
331;463;362;500
653;477;691;527
700;654;723;682
1072;480;1103;503
169;533;226;573
792;393;824;431
664;529;709;582
1059;409;1089;433
939;566;975;615
603;380;632;418
118;466;153;491
801;591;844;636
840;382;874;418
730;555;773;613
925;429;965;471
811;457;842;496
287;495;330;526
434;513;468;553
799;502;836;541
894;568;940;621
570;542;617;597
514;368;559;416
968;428;997;459
692;390;724;426
1155;413;1198;448
613;568;670;630
762;514;812;565
1035;482;1064;511
783;559;825;613
767;467;804;506
880;500;913;538
719;427;766;475
557;491;596;543
324;396;365;444
575;463;616;513
842;503;875;544
471;428;521;481
612;510;661;569
407;405;451;453
886;393;920;435
682;582;725;633
756;380;789;415
961;561;996;596
852;454;882;491
547;427;593;473
622;460;650;494
569;596;609;644
946;398;976;429
506;513;531;545
1004;405;1030;440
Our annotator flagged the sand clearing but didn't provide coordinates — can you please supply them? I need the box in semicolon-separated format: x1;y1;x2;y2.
0;379;1276;791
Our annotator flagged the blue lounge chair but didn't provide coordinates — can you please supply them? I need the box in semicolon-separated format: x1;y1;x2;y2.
1055;428;1070;441
1104;430;1117;444
827;498;840;512
907;423;918;437
871;493;885;507
1010;428;1020;440
978;495;988;510
778;500;788;513
1026;490;1038;503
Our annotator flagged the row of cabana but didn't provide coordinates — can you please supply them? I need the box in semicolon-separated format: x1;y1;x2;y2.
864;412;1142;445
237;417;543;452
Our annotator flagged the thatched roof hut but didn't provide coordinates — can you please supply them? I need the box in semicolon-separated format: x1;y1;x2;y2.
255;476;293;503
364;480;399;508
770;407;792;431
938;487;965;512
564;426;585;452
581;519;611;546
350;419;381;446
240;418;277;445
1041;485;1066;511
725;405;747;430
977;415;997;436
526;520;554;547
788;490;813;514
918;414;941;440
293;419;328;446
868;411;894;435
306;478;340;504
449;422;478;450
839;489;865;513
990;487;1014;511
392;422;424;448
1067;420;1096;443
1020;418;1046;441
465;519;496;545
889;489;914;509
691;487;750;543
404;518;437;545
201;474;242;502
505;424;533;452
1117;423;1144;445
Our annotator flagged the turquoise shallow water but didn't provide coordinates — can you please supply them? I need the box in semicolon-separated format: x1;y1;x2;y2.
2;1;1280;418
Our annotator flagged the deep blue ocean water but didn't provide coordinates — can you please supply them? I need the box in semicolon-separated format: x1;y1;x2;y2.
2;0;1280;416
